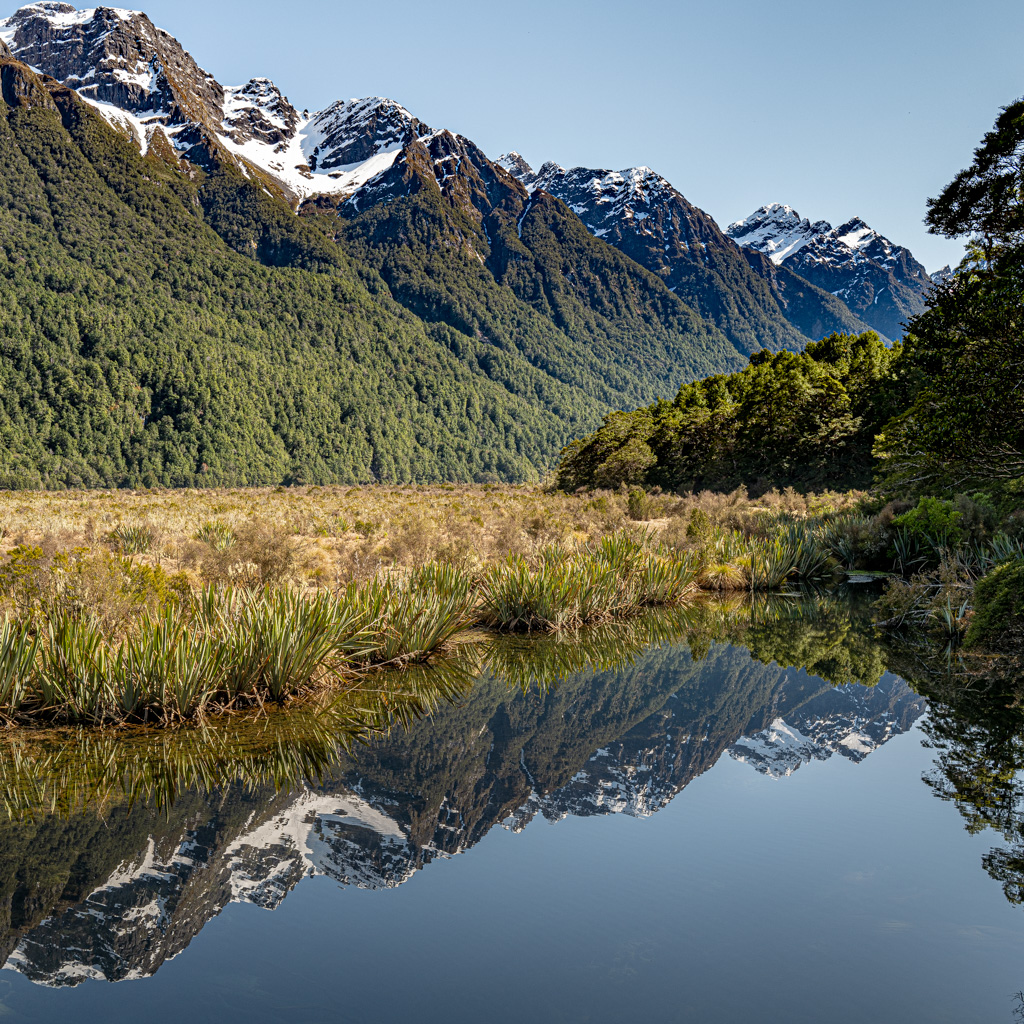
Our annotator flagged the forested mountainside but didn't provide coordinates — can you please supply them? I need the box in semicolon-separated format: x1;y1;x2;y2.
0;54;738;488
0;3;939;487
0;62;607;487
501;156;879;353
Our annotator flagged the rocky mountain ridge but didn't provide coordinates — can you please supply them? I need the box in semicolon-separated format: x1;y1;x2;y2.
0;3;433;200
2;2;917;357
727;202;936;338
0;2;946;487
499;154;880;353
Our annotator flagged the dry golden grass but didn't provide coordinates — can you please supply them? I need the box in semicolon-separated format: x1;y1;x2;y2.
0;482;861;638
0;483;860;585
0;483;631;591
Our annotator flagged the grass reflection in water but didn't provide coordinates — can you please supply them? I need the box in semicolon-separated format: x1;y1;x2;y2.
0;591;882;821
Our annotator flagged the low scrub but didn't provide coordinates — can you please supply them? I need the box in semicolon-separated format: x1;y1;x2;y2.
964;558;1024;653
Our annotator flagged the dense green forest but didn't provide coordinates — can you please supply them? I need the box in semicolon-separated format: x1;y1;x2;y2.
558;99;1024;505
556;330;902;493
0;57;749;489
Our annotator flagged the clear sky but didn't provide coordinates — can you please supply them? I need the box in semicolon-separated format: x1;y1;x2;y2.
126;0;1022;272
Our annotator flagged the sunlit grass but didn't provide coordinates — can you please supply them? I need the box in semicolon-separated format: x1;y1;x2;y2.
0;484;868;728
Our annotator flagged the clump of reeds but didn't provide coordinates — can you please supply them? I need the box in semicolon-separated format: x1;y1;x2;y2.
478;534;697;632
0;573;480;726
107;523;156;555
194;521;236;552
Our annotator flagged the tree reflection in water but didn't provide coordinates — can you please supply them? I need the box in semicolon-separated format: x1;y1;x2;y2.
905;648;1024;907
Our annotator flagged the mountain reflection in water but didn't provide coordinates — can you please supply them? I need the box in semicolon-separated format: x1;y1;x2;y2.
0;594;950;990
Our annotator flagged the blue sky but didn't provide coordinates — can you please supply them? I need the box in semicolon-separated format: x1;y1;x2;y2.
131;0;1022;271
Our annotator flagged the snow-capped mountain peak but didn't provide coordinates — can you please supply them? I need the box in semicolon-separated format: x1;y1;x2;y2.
216;93;431;200
496;150;534;180
727;202;935;338
0;3;435;202
222;78;300;148
726;203;831;265
0;2;224;126
516;161;682;239
728;676;925;779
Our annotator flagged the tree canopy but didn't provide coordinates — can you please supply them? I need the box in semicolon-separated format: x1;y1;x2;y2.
556;331;898;493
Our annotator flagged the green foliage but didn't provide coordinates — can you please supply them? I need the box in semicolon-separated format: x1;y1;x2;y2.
877;98;1024;493
107;523;155;555
965;558;1024;651
194;521;235;552
874;250;1024;491
893;497;964;548
558;331;897;493
337;166;743;417
926;97;1024;258
0;77;703;487
477;534;698;631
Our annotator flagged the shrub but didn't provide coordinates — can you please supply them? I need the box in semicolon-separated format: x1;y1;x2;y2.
965;559;1024;652
893;497;964;548
107;523;156;555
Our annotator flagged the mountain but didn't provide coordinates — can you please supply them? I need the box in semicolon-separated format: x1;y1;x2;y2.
729;672;924;778
0;5;755;488
501;156;880;355
727;203;935;339
0;48;623;486
0;3;936;488
326;131;739;409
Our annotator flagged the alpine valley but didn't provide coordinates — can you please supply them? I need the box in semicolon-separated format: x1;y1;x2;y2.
0;2;939;488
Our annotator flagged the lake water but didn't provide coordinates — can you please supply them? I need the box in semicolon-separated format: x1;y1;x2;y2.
0;600;1021;1023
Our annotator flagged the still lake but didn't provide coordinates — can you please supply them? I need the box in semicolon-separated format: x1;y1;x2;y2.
0;599;1021;1023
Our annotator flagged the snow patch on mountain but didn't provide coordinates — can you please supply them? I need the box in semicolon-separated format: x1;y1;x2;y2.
729;718;823;777
502;158;690;250
216;91;428;200
0;4;433;201
726;203;831;264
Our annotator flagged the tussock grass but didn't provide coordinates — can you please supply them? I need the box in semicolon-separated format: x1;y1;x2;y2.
478;535;698;632
0;483;868;728
0;532;704;726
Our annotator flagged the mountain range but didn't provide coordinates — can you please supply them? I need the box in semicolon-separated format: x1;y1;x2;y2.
726;203;937;340
0;3;941;486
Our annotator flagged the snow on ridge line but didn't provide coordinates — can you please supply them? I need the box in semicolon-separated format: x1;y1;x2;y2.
1;3;140;31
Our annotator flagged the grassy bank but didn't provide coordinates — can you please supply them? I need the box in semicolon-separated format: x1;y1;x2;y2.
0;533;704;726
6;482;991;728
